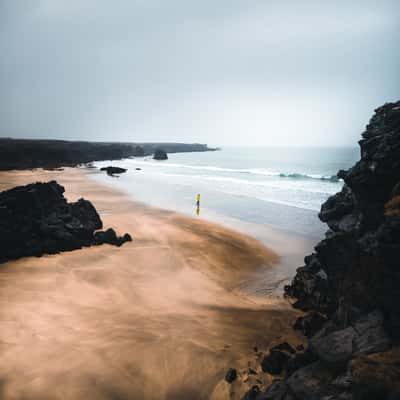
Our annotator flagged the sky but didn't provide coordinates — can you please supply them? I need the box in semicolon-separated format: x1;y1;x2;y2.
0;0;399;147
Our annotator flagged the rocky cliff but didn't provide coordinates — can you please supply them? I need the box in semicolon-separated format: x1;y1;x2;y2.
245;101;400;400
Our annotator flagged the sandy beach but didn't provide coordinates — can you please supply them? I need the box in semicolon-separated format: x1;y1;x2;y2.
0;168;302;400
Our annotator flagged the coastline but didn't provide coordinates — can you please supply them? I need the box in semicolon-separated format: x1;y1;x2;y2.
88;163;316;295
0;168;303;400
90;154;332;241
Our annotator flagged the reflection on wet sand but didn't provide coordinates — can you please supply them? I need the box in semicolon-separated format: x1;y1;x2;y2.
0;169;302;400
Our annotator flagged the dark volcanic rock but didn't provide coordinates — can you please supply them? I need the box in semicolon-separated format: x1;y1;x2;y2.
0;181;132;263
261;381;290;400
153;148;168;160
241;385;260;400
286;349;318;376
310;326;357;365
94;229;132;247
225;368;237;383
319;185;355;230
293;311;328;338
272;342;296;354
258;100;400;399
284;101;400;333
261;343;294;375
100;166;127;176
286;361;337;400
352;310;391;355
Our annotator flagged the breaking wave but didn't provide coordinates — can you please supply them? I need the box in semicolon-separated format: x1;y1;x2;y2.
129;159;339;182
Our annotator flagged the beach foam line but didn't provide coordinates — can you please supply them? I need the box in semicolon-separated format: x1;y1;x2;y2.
159;173;339;196
122;159;340;182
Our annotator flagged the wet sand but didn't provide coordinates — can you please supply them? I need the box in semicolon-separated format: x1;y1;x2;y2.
0;168;302;400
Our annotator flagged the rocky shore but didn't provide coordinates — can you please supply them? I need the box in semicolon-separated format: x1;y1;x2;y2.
238;101;400;400
0;180;131;263
100;166;128;176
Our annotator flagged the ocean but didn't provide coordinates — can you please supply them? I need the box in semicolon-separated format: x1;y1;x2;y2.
92;146;359;240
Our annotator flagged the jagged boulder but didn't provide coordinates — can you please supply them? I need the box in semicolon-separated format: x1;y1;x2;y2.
100;166;127;176
318;185;359;234
319;185;355;227
225;368;237;383
0;181;132;263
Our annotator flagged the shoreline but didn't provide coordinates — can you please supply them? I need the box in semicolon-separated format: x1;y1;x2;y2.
0;168;303;400
87;164;315;295
90;156;328;241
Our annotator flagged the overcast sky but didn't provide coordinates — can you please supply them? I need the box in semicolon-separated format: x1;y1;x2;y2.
1;1;399;146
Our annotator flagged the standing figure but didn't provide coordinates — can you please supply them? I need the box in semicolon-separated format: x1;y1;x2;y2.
196;193;201;216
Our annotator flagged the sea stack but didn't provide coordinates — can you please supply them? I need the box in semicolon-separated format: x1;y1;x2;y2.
153;148;168;160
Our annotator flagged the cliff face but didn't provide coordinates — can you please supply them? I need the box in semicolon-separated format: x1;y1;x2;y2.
286;101;400;338
0;139;216;170
0;139;140;170
252;101;400;400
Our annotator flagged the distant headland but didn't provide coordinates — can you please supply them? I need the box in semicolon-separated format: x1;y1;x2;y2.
0;138;218;170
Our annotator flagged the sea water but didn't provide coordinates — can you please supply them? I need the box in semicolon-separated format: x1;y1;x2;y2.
92;146;359;240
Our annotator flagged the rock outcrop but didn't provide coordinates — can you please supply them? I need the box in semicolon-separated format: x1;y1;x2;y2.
153;148;168;160
0;181;132;263
225;368;238;383
248;101;400;400
100;166;127;176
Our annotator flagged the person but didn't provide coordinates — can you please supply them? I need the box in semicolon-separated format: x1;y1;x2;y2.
196;193;201;216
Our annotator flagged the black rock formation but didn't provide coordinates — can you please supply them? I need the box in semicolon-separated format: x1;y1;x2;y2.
225;368;237;383
293;311;327;338
153;148;168;160
100;166;127;176
94;228;132;247
261;347;292;375
257;101;400;399
0;139;142;170
241;386;261;400
0;181;132;263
